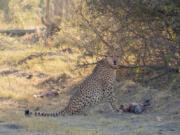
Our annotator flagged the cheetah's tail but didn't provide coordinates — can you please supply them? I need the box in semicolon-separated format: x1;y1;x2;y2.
24;109;65;117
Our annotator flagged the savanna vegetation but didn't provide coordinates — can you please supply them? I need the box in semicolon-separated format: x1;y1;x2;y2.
0;0;179;134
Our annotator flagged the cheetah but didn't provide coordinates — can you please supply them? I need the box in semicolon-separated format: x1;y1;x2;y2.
25;51;121;116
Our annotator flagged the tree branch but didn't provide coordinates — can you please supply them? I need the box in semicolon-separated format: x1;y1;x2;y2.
80;13;113;49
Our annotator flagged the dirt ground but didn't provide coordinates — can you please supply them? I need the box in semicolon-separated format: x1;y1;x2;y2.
0;75;180;135
0;112;180;135
0;108;180;135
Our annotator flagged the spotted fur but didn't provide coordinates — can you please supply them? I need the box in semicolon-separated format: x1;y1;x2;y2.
25;53;121;117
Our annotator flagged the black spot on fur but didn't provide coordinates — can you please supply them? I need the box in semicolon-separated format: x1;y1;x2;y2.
25;109;30;116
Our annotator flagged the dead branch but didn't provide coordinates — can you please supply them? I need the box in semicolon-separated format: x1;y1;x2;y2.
80;13;113;50
144;72;168;83
0;29;36;36
77;61;179;73
41;0;64;37
16;51;62;66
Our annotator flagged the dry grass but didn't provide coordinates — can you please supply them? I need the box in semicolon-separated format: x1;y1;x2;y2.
0;34;95;134
0;107;105;135
0;33;98;129
0;35;180;135
0;34;87;107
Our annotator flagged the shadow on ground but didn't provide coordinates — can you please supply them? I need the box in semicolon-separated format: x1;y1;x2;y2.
0;68;180;135
0;111;180;135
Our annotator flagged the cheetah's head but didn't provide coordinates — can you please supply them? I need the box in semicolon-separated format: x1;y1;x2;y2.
105;51;121;69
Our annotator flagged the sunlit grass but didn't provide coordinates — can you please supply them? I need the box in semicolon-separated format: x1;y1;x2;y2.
0;35;79;73
0;75;37;101
0;34;91;105
17;53;79;76
0;34;99;134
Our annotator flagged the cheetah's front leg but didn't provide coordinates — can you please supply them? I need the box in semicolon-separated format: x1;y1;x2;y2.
104;84;120;112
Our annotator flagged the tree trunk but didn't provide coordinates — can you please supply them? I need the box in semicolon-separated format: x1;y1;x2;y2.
42;0;64;37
